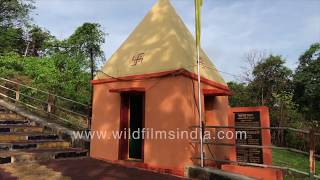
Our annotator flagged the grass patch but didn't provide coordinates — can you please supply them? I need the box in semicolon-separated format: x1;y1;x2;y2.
272;149;320;179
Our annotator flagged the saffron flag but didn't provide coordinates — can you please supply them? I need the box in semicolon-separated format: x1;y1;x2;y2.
194;0;202;48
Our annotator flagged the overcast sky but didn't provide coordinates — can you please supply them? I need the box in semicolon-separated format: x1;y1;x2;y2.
32;0;320;82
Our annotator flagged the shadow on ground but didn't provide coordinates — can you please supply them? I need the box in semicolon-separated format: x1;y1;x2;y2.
41;157;183;180
0;157;184;180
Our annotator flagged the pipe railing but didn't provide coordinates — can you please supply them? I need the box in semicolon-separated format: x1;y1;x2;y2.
192;157;320;179
191;125;319;179
0;77;90;129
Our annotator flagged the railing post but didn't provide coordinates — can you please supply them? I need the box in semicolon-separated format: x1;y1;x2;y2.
15;84;20;101
87;104;91;129
309;128;315;179
47;94;53;113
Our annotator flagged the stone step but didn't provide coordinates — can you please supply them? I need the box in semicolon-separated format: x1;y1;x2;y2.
0;133;59;142
0;106;88;165
0;107;7;113
0;113;25;120
0;148;87;164
0;119;34;126
0;140;70;151
0;125;43;133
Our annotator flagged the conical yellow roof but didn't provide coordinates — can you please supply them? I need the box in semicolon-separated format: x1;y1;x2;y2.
96;0;225;84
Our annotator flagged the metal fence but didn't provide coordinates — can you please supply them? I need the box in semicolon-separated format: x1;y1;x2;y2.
0;77;90;130
191;125;320;179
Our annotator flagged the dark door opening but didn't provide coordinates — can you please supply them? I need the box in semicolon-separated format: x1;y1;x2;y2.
204;95;215;123
119;92;144;161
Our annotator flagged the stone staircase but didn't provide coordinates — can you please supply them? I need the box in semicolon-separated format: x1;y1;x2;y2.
0;106;87;164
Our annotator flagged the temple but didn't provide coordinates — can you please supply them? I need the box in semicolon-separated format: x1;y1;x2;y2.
90;0;231;175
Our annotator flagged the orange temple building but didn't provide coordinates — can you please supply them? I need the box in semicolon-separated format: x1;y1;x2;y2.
90;0;233;176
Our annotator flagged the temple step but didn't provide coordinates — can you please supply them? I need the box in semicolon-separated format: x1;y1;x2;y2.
0;133;59;142
0;148;87;164
0;107;7;113
0;113;25;120
0;119;34;126
0;140;70;151
0;105;88;164
0;125;43;133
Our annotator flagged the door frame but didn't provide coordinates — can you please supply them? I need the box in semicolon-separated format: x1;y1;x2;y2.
118;92;145;161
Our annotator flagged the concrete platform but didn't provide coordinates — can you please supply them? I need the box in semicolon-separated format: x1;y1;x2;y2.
185;166;257;180
0;157;184;180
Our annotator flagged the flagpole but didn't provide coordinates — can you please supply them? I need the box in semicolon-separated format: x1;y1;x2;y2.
197;45;204;168
194;0;204;168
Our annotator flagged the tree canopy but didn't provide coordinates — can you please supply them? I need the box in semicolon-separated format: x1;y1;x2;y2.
0;1;105;105
293;43;320;126
0;0;34;27
251;55;292;107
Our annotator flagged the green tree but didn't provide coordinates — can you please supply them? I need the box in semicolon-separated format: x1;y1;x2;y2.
50;53;91;103
0;27;25;54
247;55;293;132
0;54;91;105
0;22;106;107
227;82;253;107
251;55;292;107
0;0;34;27
25;26;55;57
0;0;34;55
293;43;320;126
67;23;105;70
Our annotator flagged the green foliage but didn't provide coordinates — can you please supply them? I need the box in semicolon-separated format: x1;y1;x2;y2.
0;0;34;27
0;21;105;109
293;43;320;125
0;54;90;105
228;55;302;147
251;55;292;107
0;1;102;128
229;55;293;127
0;27;26;54
25;25;56;57
0;53;25;77
0;23;55;57
0;0;34;55
227;81;253;107
272;92;300;122
67;22;105;70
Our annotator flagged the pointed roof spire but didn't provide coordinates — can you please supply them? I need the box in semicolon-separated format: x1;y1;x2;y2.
97;0;225;84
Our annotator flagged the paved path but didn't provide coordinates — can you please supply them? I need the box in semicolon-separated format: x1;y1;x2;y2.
0;158;184;180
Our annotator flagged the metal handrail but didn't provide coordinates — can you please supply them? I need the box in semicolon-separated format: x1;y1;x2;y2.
190;125;319;178
0;93;84;128
0;77;89;129
191;125;318;135
0;77;88;107
192;157;320;179
191;141;320;158
0;84;88;118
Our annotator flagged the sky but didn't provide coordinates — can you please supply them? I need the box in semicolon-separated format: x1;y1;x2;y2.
32;0;320;82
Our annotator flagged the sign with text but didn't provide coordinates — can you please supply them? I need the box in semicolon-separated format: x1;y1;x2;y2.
235;111;263;164
228;106;272;165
